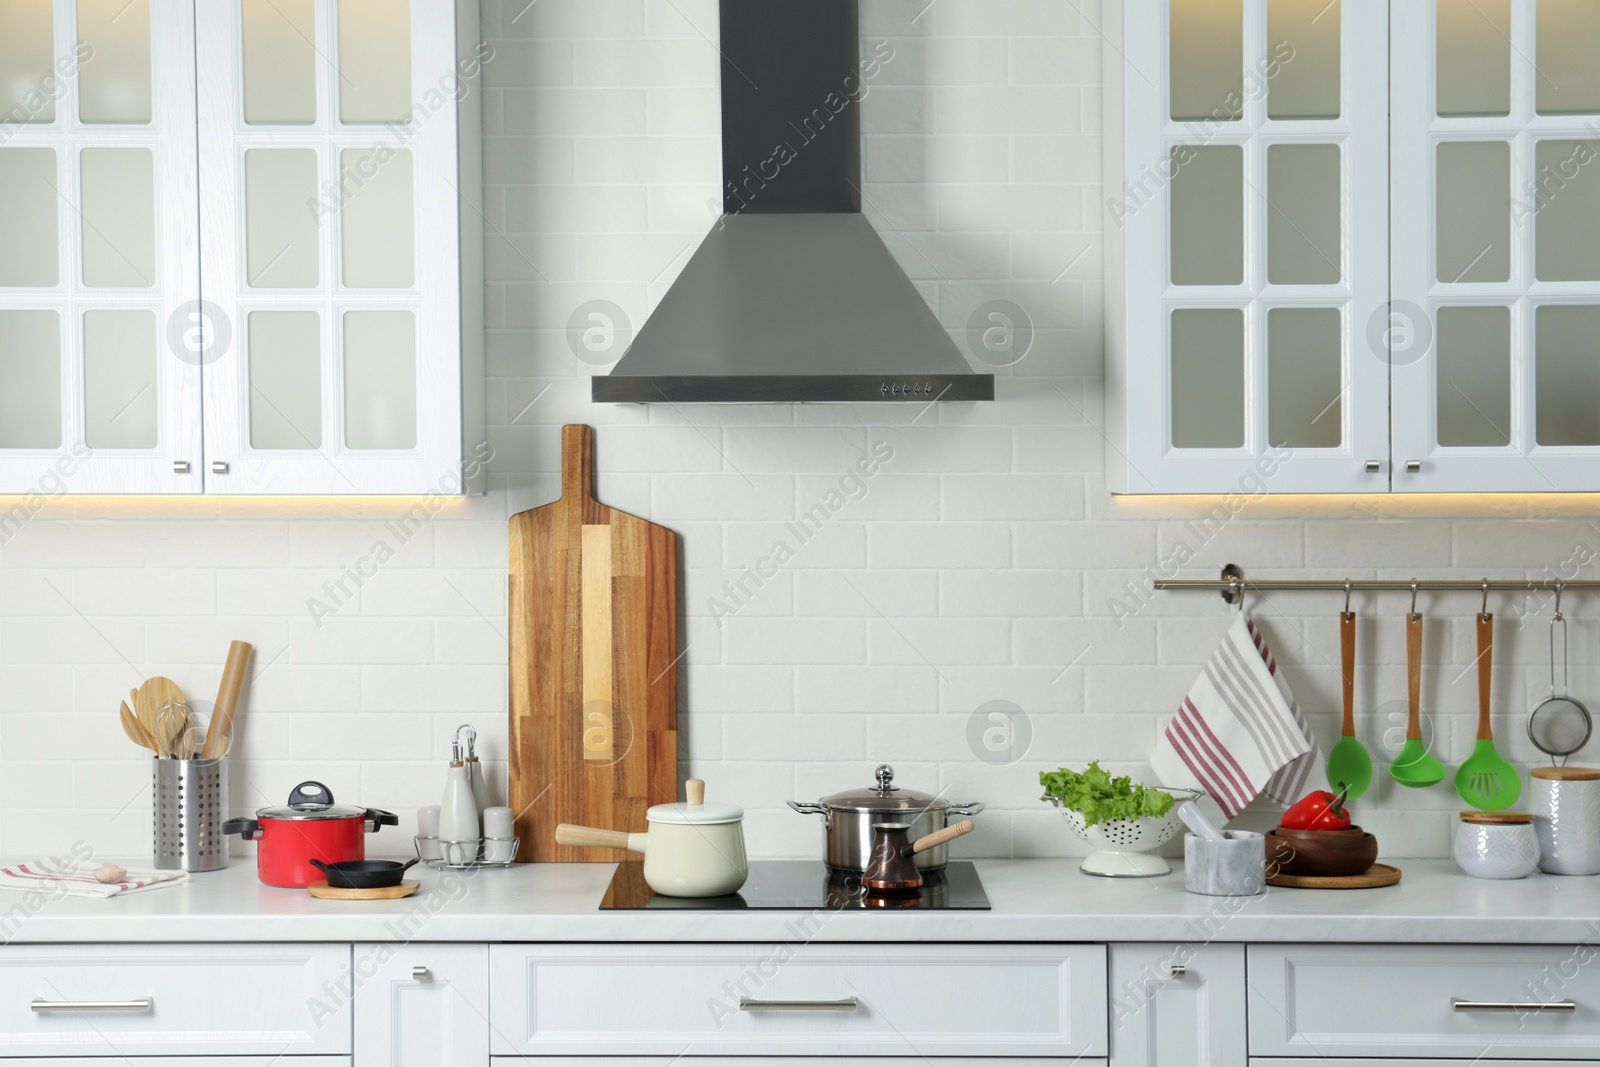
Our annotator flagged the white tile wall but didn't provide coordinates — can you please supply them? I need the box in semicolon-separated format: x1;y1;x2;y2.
0;0;1594;865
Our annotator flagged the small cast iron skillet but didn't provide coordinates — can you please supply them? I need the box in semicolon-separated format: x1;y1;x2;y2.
309;857;418;889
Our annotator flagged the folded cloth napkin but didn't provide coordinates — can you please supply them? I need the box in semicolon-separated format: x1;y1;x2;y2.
0;861;188;898
1150;614;1321;819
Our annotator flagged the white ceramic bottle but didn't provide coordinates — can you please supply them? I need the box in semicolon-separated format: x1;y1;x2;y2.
438;741;481;865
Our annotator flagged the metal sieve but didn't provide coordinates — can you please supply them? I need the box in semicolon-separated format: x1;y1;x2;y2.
1528;595;1592;765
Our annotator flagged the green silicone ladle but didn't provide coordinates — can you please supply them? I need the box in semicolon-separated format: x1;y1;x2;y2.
1391;610;1446;788
1326;610;1373;799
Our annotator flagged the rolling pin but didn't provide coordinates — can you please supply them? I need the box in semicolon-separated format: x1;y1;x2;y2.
201;640;252;759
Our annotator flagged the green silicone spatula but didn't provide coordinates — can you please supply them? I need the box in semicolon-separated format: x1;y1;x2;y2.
1391;610;1446;788
1326;610;1373;799
1455;611;1521;810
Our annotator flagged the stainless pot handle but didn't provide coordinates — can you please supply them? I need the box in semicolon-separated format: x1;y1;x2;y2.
786;800;831;829
947;801;986;816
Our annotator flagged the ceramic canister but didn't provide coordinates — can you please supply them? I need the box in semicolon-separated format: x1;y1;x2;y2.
1453;811;1540;880
1530;766;1600;875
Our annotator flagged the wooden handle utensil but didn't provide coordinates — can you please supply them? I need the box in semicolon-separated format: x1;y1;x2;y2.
554;824;634;850
911;819;975;855
202;640;252;759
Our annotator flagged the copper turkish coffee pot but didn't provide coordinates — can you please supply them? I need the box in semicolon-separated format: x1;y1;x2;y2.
862;819;975;895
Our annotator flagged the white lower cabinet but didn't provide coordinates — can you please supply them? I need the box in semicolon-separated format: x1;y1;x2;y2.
3;1061;350;1066
353;943;488;1066
488;943;1107;1059
1249;944;1600;1059
0;943;351;1058
1109;943;1246;1066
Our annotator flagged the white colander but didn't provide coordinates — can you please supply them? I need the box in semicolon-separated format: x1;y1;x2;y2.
1043;789;1201;877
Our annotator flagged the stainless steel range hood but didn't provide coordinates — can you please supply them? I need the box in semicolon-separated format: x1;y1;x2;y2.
592;0;993;404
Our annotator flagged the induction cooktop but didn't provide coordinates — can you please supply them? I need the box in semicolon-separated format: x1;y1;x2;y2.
599;860;990;910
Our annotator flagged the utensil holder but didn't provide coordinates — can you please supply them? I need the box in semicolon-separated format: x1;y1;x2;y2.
1184;831;1266;896
152;757;228;872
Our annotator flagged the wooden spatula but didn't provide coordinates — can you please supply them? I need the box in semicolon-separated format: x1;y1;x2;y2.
119;701;157;752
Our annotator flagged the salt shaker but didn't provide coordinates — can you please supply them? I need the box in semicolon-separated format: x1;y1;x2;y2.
482;806;516;864
416;805;442;862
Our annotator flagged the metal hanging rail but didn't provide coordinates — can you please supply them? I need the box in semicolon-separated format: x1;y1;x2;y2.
1153;565;1600;605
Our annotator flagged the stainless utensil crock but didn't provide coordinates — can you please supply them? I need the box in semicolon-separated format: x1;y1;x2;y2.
789;765;983;872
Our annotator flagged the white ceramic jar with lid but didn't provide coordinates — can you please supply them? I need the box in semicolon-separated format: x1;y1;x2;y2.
1530;766;1600;875
1454;811;1540;880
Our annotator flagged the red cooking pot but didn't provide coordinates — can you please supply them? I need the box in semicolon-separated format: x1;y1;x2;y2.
223;781;398;888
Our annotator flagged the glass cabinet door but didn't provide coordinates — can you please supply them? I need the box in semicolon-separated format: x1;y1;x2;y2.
195;0;466;494
0;0;199;494
1392;0;1600;491
1112;0;1390;493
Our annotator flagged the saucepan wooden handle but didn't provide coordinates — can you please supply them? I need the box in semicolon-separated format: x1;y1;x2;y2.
555;824;632;850
911;819;975;855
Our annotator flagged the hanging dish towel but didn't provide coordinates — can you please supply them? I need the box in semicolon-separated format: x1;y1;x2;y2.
1150;614;1321;819
0;861;188;899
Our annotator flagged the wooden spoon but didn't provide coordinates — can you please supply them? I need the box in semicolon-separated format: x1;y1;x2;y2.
119;701;157;752
136;677;184;743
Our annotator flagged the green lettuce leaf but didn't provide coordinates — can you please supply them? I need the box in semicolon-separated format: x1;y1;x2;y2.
1040;761;1174;828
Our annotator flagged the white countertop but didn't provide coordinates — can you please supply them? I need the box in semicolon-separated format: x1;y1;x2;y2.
5;859;1592;944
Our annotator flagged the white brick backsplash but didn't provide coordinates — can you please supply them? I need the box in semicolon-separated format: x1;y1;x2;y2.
0;0;1574;859
724;619;867;665
796;571;939;617
796;665;940;713
871;522;1011;568
941;570;1080;616
869;618;1010;665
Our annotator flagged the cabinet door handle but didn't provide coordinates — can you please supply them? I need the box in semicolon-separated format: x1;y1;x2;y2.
1364;460;1381;473
412;966;431;981
1452;998;1576;1014
739;997;858;1012
1405;460;1422;473
32;998;153;1013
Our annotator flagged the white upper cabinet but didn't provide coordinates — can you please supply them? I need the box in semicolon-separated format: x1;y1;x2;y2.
196;0;484;495
0;0;200;493
1106;0;1391;494
1110;0;1600;494
1392;0;1600;491
0;0;482;496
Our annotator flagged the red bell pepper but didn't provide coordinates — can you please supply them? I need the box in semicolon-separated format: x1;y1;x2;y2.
1281;785;1352;831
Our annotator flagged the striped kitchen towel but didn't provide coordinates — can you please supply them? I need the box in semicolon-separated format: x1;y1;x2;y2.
1149;614;1321;819
0;861;188;898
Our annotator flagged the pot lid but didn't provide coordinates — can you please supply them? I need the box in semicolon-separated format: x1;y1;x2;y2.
815;765;949;814
256;781;368;822
648;779;744;825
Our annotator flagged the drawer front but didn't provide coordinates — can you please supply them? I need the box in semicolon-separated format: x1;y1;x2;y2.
490;943;1106;1057
1249;944;1600;1058
1251;1061;1600;1066
0;943;351;1056
354;943;488;1067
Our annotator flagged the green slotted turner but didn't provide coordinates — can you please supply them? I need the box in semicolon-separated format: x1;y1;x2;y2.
1391;610;1446;788
1326;610;1373;799
1456;611;1521;811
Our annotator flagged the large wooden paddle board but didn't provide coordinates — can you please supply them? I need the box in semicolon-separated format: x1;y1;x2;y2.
508;424;679;862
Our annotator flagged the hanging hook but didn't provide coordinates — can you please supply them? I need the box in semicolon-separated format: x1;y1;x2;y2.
1343;578;1353;615
1229;577;1245;614
1555;579;1565;622
1410;579;1420;617
1481;578;1491;620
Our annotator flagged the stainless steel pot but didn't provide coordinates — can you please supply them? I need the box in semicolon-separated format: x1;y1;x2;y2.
788;765;984;872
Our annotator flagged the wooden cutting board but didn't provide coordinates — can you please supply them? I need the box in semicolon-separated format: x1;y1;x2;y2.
508;424;679;862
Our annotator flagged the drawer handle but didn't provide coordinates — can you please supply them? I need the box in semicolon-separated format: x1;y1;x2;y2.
739;997;859;1013
32;998;153;1014
1452;998;1577;1014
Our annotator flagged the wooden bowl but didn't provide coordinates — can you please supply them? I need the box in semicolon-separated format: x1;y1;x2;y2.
1266;824;1378;877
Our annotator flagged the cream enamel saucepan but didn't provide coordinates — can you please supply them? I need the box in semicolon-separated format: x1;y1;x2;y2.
556;779;747;897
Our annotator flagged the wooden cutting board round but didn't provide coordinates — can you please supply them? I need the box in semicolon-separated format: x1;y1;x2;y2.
508;425;679;862
1265;863;1402;889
